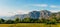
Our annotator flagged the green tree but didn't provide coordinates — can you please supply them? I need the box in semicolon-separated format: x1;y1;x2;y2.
39;18;47;23
22;18;31;23
0;18;5;24
46;18;57;24
45;13;57;24
5;20;15;24
15;17;20;23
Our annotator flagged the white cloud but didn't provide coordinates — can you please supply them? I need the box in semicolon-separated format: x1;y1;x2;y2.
0;10;29;16
32;4;48;7
0;3;30;16
50;5;56;8
50;5;60;8
49;10;60;13
0;4;60;16
14;10;29;14
0;11;15;16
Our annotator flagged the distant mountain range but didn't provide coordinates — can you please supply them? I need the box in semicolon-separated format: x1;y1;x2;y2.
0;10;60;20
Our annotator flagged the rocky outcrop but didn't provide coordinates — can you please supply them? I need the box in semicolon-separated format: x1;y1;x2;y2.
39;10;51;19
29;10;51;19
29;11;40;19
56;12;60;18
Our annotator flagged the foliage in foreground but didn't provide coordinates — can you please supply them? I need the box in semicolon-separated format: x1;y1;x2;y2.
0;13;60;24
0;17;59;24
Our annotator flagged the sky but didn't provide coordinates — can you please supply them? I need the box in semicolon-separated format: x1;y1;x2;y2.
0;0;60;16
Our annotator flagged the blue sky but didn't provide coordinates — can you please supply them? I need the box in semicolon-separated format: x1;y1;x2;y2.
0;0;60;16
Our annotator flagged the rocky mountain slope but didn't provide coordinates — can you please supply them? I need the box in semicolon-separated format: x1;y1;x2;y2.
1;10;60;20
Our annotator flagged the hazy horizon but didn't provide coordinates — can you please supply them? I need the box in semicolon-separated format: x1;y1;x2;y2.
0;0;60;16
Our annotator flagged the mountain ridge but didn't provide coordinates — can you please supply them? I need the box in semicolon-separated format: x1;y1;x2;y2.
0;10;60;20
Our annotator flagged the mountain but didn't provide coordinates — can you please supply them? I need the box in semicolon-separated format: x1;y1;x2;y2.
29;11;40;19
56;12;60;18
0;16;11;20
9;14;29;20
29;10;51;19
39;10;51;19
0;10;52;20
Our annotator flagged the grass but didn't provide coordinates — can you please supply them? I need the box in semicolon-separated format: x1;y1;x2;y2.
0;23;60;27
